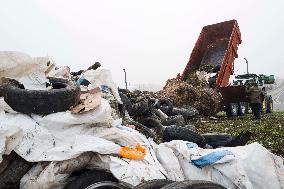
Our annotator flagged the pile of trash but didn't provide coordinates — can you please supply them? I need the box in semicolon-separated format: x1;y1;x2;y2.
0;52;283;189
158;78;222;116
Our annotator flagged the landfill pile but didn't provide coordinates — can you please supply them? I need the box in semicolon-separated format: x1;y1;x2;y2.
158;78;222;116
0;52;283;189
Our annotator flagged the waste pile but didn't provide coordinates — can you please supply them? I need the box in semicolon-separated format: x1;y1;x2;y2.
0;52;283;189
158;78;222;116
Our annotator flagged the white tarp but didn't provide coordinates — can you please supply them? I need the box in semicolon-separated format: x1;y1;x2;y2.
0;51;52;90
158;140;284;189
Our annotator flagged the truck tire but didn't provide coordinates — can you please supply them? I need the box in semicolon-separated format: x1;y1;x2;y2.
133;179;173;189
225;103;237;117
237;102;245;116
161;180;226;189
162;126;206;148
266;96;273;113
0;77;80;114
64;168;118;189
0;152;35;189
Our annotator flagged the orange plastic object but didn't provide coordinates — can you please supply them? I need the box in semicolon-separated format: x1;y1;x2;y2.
118;144;146;160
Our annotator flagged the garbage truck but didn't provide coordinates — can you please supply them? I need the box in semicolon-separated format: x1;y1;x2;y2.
178;20;274;116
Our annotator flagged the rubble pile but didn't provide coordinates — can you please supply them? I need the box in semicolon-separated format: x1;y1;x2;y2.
159;78;222;116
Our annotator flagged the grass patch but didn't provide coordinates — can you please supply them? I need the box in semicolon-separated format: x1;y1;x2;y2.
193;112;284;157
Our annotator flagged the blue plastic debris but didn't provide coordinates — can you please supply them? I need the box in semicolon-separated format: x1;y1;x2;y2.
191;150;234;167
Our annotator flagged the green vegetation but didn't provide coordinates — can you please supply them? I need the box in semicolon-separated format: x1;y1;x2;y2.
194;112;284;157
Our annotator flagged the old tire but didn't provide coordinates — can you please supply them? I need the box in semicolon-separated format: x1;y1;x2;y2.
162;126;206;148
161;115;185;126
202;134;232;148
1;77;80;114
171;107;199;119
0;151;35;189
158;99;173;115
64;168;118;189
119;92;133;113
161;180;226;189
225;130;252;147
133;179;173;189
124;120;156;139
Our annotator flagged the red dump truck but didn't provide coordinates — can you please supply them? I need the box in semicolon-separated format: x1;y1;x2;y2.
179;20;271;116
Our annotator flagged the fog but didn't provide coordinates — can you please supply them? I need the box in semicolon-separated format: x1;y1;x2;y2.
1;0;283;88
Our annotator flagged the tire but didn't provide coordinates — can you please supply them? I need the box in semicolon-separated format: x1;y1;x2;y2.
0;151;35;189
0;77;80;114
171;107;199;119
84;181;128;189
237;102;245;116
64;168;118;189
133;179;173;189
158;99;173;115
124;120;156;139
225;130;252;147
162;126;206;148
119;92;133;113
161;115;185;126
161;180;226;189
202;134;232;148
225;103;237;117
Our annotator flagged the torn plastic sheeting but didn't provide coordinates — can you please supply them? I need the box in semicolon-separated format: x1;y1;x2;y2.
0;51;51;90
161;140;284;189
81;69;122;104
191;150;234;167
0;100;120;162
20;129;168;188
155;146;184;181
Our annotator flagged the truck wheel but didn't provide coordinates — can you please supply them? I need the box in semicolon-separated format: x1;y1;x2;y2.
0;77;80;114
266;96;273;113
161;180;226;189
162;126;206;148
237;103;245;116
225;103;237;117
133;179;173;189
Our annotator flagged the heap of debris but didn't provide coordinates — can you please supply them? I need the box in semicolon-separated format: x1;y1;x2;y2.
158;78;222;116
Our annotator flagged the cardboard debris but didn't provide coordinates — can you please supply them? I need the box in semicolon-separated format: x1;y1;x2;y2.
71;88;102;113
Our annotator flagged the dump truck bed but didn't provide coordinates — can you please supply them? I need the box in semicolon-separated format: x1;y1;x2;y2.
181;20;241;87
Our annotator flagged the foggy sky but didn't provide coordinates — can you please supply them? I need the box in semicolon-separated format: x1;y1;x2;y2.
0;0;283;88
